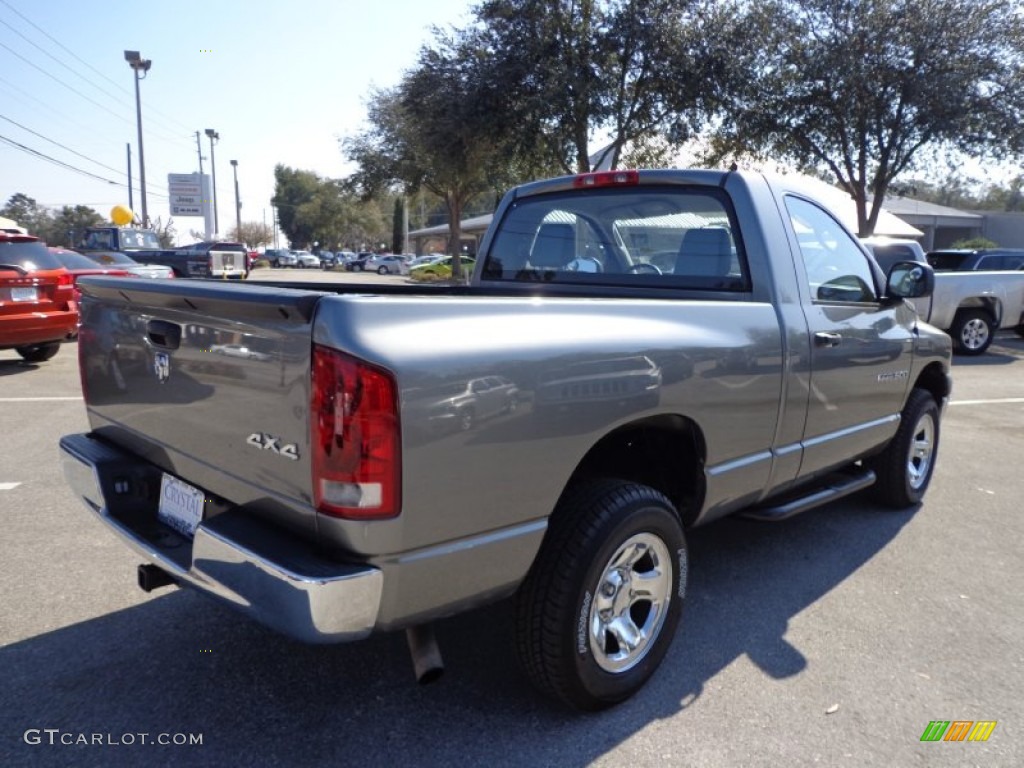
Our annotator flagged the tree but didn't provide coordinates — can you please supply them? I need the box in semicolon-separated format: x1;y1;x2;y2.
150;217;176;249
391;197;405;255
271;166;321;247
343;29;523;279
1;193;50;237
43;205;106;247
977;175;1024;212
475;0;708;173
706;0;1024;236
272;165;389;250
228;221;273;249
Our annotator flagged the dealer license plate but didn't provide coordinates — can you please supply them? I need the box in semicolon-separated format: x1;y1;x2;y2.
11;286;38;302
158;473;206;538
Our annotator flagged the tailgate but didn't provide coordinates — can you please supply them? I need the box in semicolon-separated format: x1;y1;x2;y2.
76;276;324;534
209;248;248;278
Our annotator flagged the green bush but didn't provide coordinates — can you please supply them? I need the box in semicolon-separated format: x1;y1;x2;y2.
949;237;999;249
410;269;446;282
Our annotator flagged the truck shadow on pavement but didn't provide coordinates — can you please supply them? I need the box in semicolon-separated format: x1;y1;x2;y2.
0;496;914;768
0;359;42;376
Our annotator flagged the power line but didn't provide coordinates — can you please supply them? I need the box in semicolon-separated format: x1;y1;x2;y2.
0;0;197;137
0;40;134;127
0;40;193;151
0;131;169;199
0;113;128;177
0;19;130;113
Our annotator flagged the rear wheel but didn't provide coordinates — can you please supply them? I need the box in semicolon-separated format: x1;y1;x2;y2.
515;480;685;710
16;341;61;362
378;266;388;275
950;309;994;355
869;388;940;508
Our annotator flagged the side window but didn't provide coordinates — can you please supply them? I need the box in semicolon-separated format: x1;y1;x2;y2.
786;197;877;303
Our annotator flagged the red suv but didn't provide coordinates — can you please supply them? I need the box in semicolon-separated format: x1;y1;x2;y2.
1;233;77;362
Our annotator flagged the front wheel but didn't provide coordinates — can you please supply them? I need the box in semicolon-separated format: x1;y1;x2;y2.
950;309;994;355
515;480;685;710
378;266;388;275
869;388;940;508
16;341;61;362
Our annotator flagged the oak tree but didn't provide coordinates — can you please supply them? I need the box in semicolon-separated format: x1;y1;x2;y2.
706;0;1024;235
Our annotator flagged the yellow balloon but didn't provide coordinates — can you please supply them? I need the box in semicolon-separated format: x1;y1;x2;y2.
110;205;134;226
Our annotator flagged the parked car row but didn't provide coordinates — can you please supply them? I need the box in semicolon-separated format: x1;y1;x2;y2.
861;240;1024;273
926;248;1024;272
1;233;174;363
258;248;471;278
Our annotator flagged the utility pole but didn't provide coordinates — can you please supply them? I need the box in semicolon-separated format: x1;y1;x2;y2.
124;50;151;227
230;160;241;243
126;143;133;213
195;131;213;239
205;129;220;236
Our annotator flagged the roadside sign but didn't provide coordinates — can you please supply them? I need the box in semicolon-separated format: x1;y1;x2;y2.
168;173;210;217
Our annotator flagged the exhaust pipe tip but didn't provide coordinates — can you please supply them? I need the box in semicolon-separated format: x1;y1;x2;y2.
405;625;444;685
137;563;175;593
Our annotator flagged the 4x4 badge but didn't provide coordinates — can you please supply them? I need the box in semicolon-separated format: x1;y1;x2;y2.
153;352;170;383
246;432;299;461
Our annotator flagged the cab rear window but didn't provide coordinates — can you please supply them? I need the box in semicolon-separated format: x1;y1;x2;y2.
482;186;749;291
0;240;64;271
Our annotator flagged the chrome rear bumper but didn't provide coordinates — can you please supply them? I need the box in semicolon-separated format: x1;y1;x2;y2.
59;433;382;643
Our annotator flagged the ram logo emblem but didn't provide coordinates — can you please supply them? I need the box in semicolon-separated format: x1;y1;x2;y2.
246;432;299;461
153;352;170;383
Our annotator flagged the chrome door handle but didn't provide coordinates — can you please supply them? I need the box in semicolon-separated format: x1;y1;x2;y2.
814;332;842;347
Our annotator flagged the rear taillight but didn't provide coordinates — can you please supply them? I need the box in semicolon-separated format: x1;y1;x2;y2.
56;271;75;306
572;170;640;188
311;344;401;519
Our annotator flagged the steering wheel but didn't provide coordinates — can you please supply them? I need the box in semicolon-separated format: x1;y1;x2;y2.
626;262;663;275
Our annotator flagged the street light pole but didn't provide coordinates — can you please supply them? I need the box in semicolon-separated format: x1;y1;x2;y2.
205;129;220;236
124;50;151;227
230;160;241;242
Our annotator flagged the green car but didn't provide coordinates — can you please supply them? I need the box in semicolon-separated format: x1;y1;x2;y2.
410;255;475;280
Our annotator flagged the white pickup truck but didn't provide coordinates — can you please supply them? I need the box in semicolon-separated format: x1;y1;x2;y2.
863;237;1024;355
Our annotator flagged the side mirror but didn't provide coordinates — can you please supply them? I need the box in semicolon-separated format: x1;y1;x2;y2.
886;261;934;299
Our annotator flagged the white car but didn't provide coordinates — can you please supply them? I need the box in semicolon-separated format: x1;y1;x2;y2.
366;254;408;274
292;250;320;269
209;343;271;361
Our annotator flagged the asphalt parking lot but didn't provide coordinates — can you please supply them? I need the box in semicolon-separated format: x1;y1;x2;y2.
1;282;1021;767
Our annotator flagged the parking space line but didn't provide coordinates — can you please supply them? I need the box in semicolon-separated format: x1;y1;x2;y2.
0;482;21;490
949;397;1024;406
0;397;83;402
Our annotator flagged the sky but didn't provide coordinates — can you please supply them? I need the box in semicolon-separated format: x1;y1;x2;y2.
0;0;475;243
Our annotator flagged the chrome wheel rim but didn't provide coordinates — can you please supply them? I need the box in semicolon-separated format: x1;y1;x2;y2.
907;411;936;490
589;532;673;673
961;319;990;350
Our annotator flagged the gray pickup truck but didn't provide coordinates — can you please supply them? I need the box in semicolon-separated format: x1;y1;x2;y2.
60;169;951;710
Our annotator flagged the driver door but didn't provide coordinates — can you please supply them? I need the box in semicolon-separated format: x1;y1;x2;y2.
785;196;915;479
